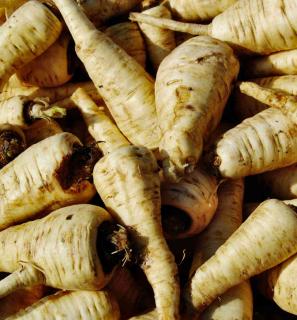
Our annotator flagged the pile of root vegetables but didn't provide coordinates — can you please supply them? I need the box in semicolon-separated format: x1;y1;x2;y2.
2;0;297;319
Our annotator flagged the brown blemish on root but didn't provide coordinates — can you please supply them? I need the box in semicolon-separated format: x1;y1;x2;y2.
161;205;192;237
55;144;101;191
96;221;132;274
0;130;26;168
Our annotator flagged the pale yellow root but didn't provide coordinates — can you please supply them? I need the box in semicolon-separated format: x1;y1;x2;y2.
166;0;237;22
155;35;239;181
243;49;297;78
137;5;176;71
17;31;74;87
24;119;63;146
210;107;297;178
52;0;161;150
0;204;120;294
0;1;62;87
185;199;297;313
0;78;100;104
161;167;218;239
258;254;297;315
129;309;158;319
188;179;253;320
130;0;297;55
94;146;180;320
0;132;96;230
6;290;120;320
105;22;146;68
0;285;45;319
71;88;130;154
232;75;297;121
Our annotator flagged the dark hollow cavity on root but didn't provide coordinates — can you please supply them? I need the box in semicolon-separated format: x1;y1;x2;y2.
0;130;26;168
23;100;36;124
97;221;132;274
161;205;192;237
56;144;101;190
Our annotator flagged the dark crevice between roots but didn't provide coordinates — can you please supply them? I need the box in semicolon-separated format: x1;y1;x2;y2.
161;205;192;237
23;100;36;125
56;144;101;190
67;37;79;76
0;131;26;168
97;221;132;274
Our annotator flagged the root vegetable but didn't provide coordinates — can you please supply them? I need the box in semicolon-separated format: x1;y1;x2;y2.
161;167;218;239
6;290;120;320
0;123;26;168
129;310;158;319
137;5;176;71
189;179;253;320
0;204;130;296
258;254;297;315
0;132;99;230
16;31;75;88
0;1;62;87
232;75;297;121
52;0;160;150
185;199;297;313
155;35;239;181
73;88;180;320
105;22;146;68
165;0;237;22
130;0;297;55
0;96;66;129
24;119;63;146
207;106;297;179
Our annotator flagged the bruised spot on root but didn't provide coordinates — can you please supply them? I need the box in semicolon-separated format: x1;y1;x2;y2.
161;205;192;237
97;221;132;274
55;144;101;190
0;130;26;168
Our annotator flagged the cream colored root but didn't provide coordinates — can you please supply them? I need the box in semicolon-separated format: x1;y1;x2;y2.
94;146;180;320
243;49;297;78
137;5;176;71
161;167;218;239
71;88;130;154
129;309;158;319
0;1;62;87
6;290;120;320
105;22;146;68
186;199;297;312
52;0;160;150
232;75;297;121
166;0;237;22
17;31;74;87
210;107;297;178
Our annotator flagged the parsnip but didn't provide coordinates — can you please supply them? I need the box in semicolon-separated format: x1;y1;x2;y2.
6;290;120;320
243;49;297;78
137;5;176;71
130;0;297;55
105;22;146;68
0;132;99;230
52;0;160;150
189;179;253;320
232;75;297;121
129;310;158;319
72;90;180;320
0;123;26;168
0;204;130;296
165;0;237;22
0;285;45;319
258;254;297;315
208;106;297;178
0;96;66;129
161;167;218;239
185;199;297;313
0;1;62;87
17;31;75;87
24;119;63;146
155;36;239;181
